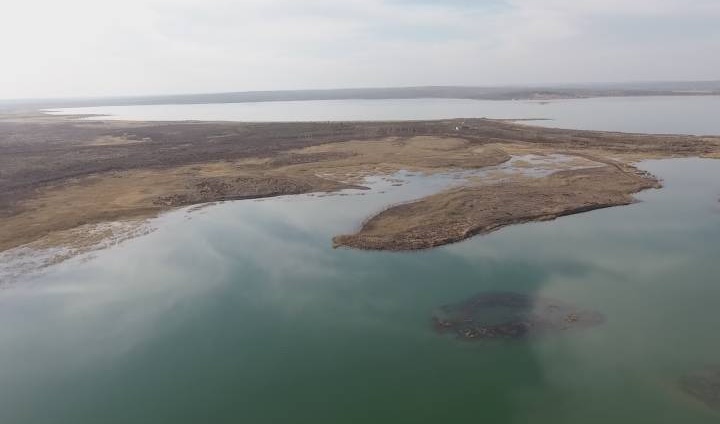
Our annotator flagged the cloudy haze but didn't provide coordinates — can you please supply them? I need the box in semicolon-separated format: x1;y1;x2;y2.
2;0;719;99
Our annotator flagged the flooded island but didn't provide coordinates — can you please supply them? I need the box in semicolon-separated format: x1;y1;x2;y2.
432;292;604;340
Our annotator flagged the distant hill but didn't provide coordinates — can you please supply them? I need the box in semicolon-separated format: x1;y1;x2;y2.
3;81;720;111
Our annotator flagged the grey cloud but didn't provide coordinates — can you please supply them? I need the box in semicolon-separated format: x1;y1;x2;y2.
1;0;718;99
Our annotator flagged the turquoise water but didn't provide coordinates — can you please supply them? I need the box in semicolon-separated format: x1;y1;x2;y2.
1;159;720;423
49;96;720;135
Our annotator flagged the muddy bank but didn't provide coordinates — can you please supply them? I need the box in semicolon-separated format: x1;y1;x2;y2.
432;291;604;340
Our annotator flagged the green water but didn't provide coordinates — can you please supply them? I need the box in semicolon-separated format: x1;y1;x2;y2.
1;159;720;423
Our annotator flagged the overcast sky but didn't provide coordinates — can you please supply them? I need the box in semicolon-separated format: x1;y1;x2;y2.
1;0;719;99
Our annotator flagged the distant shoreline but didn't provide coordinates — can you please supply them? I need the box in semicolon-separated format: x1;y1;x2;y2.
3;82;720;112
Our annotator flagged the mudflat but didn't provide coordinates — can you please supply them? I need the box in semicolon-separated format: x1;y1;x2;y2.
1;112;719;260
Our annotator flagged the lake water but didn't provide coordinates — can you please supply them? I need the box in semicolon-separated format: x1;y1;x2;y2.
1;156;720;423
48;95;720;135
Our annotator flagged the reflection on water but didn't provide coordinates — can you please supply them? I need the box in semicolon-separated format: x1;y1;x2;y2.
48;95;720;135
1;158;720;423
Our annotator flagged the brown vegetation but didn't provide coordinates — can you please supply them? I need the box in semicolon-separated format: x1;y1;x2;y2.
333;164;659;250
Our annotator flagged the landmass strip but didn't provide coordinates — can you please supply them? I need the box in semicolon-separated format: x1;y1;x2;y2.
1;112;719;271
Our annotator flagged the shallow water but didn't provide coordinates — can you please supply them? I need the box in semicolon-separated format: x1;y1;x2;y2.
48;95;720;135
1;158;720;423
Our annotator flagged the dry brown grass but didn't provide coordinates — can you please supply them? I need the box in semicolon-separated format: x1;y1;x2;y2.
333;164;660;250
0;135;511;253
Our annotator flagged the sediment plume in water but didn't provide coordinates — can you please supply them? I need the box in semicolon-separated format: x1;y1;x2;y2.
432;291;604;340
